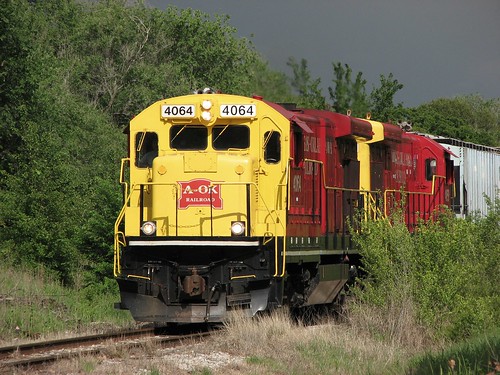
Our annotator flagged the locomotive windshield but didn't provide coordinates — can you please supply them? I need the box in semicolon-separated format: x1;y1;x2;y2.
170;124;250;150
213;125;249;150
170;125;207;150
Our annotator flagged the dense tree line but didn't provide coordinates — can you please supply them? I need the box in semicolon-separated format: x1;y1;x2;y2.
0;0;272;284
0;0;498;286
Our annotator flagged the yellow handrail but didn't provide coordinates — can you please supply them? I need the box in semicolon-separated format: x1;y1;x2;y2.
383;175;446;216
361;191;384;221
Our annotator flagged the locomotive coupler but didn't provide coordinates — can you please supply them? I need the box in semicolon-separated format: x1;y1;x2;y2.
182;268;206;296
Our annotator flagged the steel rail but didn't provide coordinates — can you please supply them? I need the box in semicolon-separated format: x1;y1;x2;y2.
0;326;208;372
0;327;213;373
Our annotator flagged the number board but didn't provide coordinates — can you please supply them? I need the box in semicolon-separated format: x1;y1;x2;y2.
220;104;256;118
161;104;195;119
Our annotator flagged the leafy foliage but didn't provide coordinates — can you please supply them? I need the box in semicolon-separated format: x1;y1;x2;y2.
403;95;500;146
0;0;37;175
368;73;404;122
289;59;405;122
287;57;328;109
353;199;500;341
0;0;265;284
329;62;369;117
242;58;295;103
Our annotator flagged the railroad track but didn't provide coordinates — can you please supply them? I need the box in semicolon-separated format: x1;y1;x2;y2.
0;326;213;373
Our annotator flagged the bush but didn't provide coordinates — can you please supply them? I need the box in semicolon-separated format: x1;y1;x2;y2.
352;200;500;342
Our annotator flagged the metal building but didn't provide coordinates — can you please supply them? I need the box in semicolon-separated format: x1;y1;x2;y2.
430;136;500;217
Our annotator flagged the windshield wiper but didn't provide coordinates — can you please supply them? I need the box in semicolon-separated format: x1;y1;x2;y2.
171;125;187;143
213;124;230;144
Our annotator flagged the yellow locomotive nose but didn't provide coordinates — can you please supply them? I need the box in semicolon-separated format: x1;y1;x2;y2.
115;92;288;323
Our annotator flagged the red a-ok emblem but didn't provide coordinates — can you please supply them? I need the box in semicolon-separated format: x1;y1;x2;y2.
178;179;223;209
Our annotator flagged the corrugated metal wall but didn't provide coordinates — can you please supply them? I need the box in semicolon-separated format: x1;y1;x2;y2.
433;137;500;217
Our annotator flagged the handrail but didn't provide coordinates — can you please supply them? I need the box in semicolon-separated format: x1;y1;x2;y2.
113;191;133;277
113;231;126;277
383;175;446;216
303;157;448;219
303;158;372;194
119;158;130;200
361;191;384;221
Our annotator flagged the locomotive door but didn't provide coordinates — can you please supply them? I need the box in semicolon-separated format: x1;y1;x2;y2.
339;139;360;232
418;146;442;220
258;117;288;237
288;124;322;236
342;159;360;226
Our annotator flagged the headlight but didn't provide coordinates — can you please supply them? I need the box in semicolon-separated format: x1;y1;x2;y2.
231;221;245;236
201;100;212;110
141;221;156;236
201;111;212;121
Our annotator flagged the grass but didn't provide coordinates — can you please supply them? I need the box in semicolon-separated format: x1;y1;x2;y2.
217;308;411;374
0;264;134;344
410;329;500;375
212;301;499;375
1;264;498;374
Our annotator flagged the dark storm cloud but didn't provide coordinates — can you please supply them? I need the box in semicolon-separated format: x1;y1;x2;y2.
147;0;500;106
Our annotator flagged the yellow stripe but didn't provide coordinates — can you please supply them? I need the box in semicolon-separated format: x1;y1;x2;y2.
230;275;256;280
127;274;151;281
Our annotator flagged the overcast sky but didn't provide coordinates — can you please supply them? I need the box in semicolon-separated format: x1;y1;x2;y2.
146;0;499;107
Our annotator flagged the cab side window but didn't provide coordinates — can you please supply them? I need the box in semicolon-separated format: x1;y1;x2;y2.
264;131;281;163
136;132;158;168
425;158;436;181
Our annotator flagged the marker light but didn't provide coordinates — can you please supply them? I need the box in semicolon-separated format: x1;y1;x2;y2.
141;221;156;236
231;221;245;236
201;100;212;110
201;111;212;121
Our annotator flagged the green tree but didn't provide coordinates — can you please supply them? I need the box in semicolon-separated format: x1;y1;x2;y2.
369;73;404;122
0;0;273;284
165;8;259;93
287;57;327;109
0;0;36;175
328;62;369;117
410;95;500;146
242;58;295;102
63;2;261;119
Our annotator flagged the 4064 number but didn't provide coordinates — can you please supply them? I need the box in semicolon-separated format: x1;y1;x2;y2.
220;104;256;118
161;104;195;118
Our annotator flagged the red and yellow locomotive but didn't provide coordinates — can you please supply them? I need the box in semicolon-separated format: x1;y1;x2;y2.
114;91;454;323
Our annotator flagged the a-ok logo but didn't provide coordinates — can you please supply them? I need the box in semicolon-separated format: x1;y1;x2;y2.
178;179;223;209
